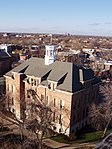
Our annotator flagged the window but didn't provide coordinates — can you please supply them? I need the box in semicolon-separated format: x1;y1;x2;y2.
73;100;76;109
31;78;33;86
41;94;44;101
12;85;14;92
86;108;89;116
59;114;62;124
50;50;53;56
48;83;51;89
73;115;75;124
34;79;36;86
76;127;78;132
53;84;55;90
11;97;14;105
53;112;55;122
12;74;15;79
54;98;57;107
77;113;80;122
94;92;97;99
59;128;62;132
7;84;10;91
53;126;56;130
60;100;64;109
27;78;30;84
12;108;15;113
46;96;49;105
27;90;30;98
71;129;74;133
27;94;30;98
37;80;39;85
77;100;79;108
82;109;85;118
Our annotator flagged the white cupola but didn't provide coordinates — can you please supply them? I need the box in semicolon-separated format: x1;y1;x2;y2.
45;45;56;65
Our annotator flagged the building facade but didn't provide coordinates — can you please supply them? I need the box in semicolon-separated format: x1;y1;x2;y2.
4;46;100;137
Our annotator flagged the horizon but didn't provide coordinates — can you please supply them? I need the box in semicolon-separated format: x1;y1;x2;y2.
0;0;112;36
1;31;112;38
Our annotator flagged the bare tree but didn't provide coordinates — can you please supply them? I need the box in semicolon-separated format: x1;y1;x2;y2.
0;90;71;149
25;89;71;148
24;89;54;149
0;93;25;142
89;83;112;138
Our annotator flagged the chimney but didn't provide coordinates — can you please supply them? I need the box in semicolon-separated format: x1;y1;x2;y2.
45;45;56;65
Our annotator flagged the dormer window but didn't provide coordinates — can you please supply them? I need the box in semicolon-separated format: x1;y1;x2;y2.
53;84;55;90
31;78;33;82
48;82;57;90
27;78;30;84
60;100;64;109
12;74;15;79
34;79;36;86
28;77;39;86
48;83;51;89
37;80;39;85
31;78;34;86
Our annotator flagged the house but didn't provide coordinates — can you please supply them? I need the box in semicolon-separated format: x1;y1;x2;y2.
104;61;112;71
4;45;100;137
0;44;13;54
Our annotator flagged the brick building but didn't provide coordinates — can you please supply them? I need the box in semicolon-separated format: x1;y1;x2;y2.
4;46;100;137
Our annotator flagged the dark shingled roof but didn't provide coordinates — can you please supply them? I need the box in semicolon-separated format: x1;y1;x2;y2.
5;57;99;93
0;51;11;58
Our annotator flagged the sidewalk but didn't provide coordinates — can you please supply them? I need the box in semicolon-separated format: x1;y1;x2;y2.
43;139;95;149
43;139;70;149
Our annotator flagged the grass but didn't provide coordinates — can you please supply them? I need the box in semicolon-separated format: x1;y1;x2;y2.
51;127;112;144
51;134;70;143
51;132;102;144
75;131;103;143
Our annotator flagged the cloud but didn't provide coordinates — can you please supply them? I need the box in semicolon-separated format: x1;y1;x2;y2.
88;22;112;26
104;22;112;25
88;23;101;26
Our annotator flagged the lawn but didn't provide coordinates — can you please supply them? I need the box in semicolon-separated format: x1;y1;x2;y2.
51;128;112;144
75;131;103;143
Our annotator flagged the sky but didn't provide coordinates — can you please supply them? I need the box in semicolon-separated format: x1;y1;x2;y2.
0;0;112;36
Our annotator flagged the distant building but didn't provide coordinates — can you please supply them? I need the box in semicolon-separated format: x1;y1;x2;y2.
104;61;112;71
0;44;13;54
19;54;27;61
82;48;95;55
3;33;8;37
5;45;100;137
